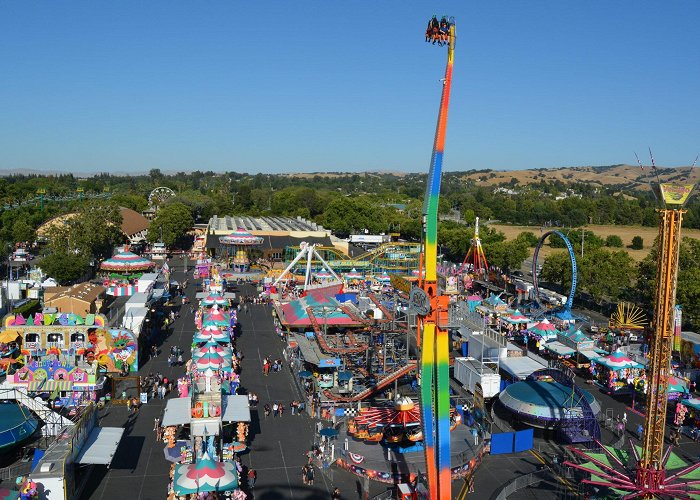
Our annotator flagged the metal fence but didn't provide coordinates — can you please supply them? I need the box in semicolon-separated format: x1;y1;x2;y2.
491;469;549;500
0;461;32;481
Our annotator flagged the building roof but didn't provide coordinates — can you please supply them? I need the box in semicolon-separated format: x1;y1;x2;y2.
37;207;149;239
44;282;106;305
206;234;333;252
208;215;325;233
119;207;150;237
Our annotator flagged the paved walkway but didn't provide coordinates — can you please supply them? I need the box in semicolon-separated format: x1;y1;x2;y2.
84;263;195;500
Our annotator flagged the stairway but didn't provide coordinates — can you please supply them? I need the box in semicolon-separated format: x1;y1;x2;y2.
323;362;416;402
0;385;74;436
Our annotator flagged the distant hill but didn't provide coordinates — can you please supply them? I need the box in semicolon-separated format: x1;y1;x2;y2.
454;164;700;190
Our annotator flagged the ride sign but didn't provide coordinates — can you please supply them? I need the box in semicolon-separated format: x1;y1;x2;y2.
409;288;431;316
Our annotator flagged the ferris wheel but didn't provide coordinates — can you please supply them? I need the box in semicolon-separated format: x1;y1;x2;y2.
148;186;176;207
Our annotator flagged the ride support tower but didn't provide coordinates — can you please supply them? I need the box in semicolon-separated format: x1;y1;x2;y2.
416;16;455;500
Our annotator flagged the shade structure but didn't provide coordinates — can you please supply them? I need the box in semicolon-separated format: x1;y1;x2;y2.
194;327;229;343
315;271;332;279
376;273;391;282
194;352;230;371
203;307;230;327
344;269;364;280
667;376;689;394
100;251;155;272
529;318;559;339
298;370;313;379
319;427;339;437
201;294;228;307
504;310;529;324
595;349;643;371
173;453;239;495
218;228;263;246
194;344;232;359
681;398;700;410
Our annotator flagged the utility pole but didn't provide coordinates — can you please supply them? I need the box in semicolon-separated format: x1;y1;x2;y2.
581;228;585;259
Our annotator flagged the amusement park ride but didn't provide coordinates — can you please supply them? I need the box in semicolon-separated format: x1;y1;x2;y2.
416;15;456;500
565;168;700;498
461;217;489;278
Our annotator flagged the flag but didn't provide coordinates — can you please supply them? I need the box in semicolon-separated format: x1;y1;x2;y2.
162;262;170;274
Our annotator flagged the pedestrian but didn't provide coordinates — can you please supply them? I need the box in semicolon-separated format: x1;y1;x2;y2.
622;412;628;425
306;464;314;485
332;486;341;499
637;424;644;440
273;402;279;417
178;353;183;365
247;468;256;488
264;404;271;418
126;398;132;412
302;465;308;485
290;400;296;415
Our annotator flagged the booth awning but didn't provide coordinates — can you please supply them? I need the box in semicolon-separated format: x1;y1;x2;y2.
191;420;220;436
162;397;192;426
222;395;251;423
579;348;605;360
543;341;575;357
27;380;73;391
75;427;124;466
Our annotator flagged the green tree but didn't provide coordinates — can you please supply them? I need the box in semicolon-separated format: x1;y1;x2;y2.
486;239;530;272
515;231;539;247
46;201;122;259
605;235;624;248
39;252;91;284
540;251;573;292
148;202;194;248
578;248;636;302
631;236;644;250
12;219;35;244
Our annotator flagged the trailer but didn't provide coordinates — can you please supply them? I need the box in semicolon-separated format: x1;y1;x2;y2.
453;356;501;399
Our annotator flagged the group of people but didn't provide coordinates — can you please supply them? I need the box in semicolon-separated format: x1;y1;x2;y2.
425;15;452;45
262;356;283;375
263;402;288;418
168;346;185;367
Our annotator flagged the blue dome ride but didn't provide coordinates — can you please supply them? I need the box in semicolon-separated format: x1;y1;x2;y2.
0;402;39;451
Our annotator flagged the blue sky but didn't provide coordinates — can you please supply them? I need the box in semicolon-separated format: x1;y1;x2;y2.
1;1;699;174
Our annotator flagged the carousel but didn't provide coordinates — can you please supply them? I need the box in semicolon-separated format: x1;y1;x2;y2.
100;251;155;277
348;396;461;444
217;228;264;280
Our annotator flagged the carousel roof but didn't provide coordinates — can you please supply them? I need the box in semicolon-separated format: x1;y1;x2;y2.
100;251;155;272
218;228;264;246
173;452;239;495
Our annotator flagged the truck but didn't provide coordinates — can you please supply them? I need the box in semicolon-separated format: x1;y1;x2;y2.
453;356;501;399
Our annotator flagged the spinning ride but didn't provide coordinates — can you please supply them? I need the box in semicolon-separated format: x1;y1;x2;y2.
348;397;461;444
565;171;700;498
218;228;264;274
417;15;456;500
461;217;488;278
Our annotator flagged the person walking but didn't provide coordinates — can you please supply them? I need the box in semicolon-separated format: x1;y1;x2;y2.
302;464;309;485
331;486;341;499
247;468;256;488
272;402;279;417
264;404;271;418
637;423;644;440
306;464;315;485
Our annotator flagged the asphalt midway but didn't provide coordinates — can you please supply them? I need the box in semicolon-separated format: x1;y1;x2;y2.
80;261;700;499
82;264;390;500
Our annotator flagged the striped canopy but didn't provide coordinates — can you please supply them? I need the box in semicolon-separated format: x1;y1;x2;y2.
194;352;230;371
193;326;229;343
594;349;643;370
201;294;227;307
315;271;333;279
194;343;232;359
376;274;391;282
218;228;263;246
505;310;529;324
345;269;364;280
173;453;239;495
529;318;559;338
100;251;155;272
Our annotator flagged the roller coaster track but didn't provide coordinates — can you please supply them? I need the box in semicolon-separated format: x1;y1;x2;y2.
1;191;112;212
322;361;417;402
305;307;368;354
368;294;394;322
286;242;420;270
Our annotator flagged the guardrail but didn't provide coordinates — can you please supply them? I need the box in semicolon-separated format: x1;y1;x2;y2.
0;461;32;481
490;468;549;500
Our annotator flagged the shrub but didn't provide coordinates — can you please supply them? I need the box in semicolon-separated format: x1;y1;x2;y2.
630;236;644;250
605;235;624;248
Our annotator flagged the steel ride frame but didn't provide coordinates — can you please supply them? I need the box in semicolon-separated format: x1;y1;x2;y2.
417;20;456;500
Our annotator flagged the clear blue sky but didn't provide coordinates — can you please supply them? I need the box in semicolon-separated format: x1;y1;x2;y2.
1;1;699;174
